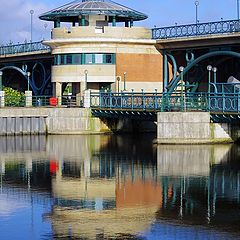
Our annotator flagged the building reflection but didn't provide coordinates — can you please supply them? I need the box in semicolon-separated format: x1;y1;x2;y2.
0;135;239;238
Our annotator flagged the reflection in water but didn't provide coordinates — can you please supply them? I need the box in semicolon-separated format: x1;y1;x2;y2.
0;135;239;239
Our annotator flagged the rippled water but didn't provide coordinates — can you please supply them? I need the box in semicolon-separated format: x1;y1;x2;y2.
0;134;239;240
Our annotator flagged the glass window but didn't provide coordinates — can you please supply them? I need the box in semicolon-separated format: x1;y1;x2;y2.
85;54;93;64
66;55;73;64
105;54;114;64
95;54;103;64
60;55;65;65
73;54;81;64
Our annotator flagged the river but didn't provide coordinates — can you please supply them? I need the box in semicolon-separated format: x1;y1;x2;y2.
0;134;239;239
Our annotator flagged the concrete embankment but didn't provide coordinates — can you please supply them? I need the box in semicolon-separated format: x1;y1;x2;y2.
156;112;236;144
0;108;110;136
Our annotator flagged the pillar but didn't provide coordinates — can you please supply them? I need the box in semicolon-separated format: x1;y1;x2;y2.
112;16;116;27
54;19;60;28
0;91;4;108
84;90;91;108
156;112;233;144
25;91;32;107
53;82;62;106
130;19;133;27
163;53;169;93
81;16;85;26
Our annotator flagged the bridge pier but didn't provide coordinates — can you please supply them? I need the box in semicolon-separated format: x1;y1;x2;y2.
156;112;234;144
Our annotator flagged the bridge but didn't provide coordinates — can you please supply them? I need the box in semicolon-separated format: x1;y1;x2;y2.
1;17;240;143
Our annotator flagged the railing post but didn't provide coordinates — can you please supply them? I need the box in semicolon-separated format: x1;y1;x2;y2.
154;89;157;111
142;89;145;110
131;89;134;110
109;90;112;109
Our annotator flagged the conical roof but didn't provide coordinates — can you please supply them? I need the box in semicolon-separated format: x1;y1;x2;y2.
39;0;148;22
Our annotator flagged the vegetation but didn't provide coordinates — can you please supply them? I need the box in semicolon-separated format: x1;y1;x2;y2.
3;86;25;106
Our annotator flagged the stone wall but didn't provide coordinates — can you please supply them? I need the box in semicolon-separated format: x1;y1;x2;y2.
156;112;234;144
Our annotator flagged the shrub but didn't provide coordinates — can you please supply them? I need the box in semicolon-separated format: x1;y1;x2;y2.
3;87;25;106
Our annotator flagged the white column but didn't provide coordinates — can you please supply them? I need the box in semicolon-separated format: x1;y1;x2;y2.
0;91;5;108
25;91;32;107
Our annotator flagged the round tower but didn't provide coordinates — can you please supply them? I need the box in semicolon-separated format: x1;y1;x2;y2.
40;0;162;97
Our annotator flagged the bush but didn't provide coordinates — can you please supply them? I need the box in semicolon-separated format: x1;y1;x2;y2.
3;87;25;106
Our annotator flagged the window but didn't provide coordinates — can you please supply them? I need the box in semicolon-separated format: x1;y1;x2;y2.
60;55;65;65
85;54;93;64
66;54;73;64
95;54;104;64
73;54;81;64
54;53;115;65
105;54;114;64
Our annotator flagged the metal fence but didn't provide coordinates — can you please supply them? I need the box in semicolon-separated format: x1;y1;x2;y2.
152;19;240;39
90;91;240;114
0;41;50;56
0;95;84;108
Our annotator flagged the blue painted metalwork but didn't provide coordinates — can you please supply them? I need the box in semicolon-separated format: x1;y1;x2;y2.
0;41;50;56
0;64;51;95
152;19;240;39
90;91;240;119
167;50;240;94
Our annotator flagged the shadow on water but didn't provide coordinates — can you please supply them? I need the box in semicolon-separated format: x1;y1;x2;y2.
0;134;239;239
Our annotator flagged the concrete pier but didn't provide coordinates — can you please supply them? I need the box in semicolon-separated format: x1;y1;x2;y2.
156;112;234;144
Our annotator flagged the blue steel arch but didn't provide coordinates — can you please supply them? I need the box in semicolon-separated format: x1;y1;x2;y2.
0;66;37;95
167;50;240;94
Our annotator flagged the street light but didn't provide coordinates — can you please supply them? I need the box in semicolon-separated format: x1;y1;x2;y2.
207;65;212;93
195;1;199;25
0;71;3;91
237;0;240;21
123;72;127;91
179;66;185;111
27;72;31;91
84;70;88;91
30;10;34;43
212;67;218;84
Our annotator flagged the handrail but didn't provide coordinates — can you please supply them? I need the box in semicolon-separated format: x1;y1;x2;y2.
152;19;240;39
0;41;50;56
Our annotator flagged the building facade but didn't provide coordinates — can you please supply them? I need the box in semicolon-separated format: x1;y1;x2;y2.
40;0;162;97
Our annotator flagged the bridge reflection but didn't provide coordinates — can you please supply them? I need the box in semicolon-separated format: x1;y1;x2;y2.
0;135;239;238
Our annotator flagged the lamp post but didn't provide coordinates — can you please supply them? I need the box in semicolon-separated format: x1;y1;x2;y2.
212;67;218;84
179;66;185;111
207;65;212;93
195;1;199;34
116;76;120;93
84;70;88;91
27;72;31;91
238;0;240;21
123;72;126;91
0;71;3;91
30;10;34;43
195;1;199;24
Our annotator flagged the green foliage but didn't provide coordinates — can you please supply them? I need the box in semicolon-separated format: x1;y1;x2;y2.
3;87;25;106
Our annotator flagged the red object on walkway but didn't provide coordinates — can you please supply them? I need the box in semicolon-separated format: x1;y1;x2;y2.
49;97;58;106
50;160;58;174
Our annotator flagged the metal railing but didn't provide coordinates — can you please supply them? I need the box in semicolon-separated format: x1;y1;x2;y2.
152;19;240;39
0;41;50;56
0;95;84;108
90;91;240;114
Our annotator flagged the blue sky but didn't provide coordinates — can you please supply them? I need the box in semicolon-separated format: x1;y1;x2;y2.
0;0;238;44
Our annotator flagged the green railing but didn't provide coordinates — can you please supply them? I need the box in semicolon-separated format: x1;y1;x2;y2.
0;41;50;56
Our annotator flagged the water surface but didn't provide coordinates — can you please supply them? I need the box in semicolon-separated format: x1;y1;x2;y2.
0;135;239;239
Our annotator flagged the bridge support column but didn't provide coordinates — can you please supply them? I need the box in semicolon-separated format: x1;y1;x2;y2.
156;112;233;144
53;82;62;106
0;91;4;108
84;90;91;108
25;91;32;107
